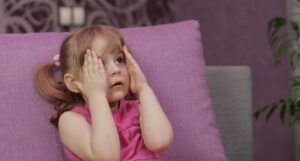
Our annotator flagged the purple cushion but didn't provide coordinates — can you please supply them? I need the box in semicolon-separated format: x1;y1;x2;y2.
0;20;227;161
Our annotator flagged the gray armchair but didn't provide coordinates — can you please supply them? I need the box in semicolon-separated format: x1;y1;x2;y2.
206;66;253;161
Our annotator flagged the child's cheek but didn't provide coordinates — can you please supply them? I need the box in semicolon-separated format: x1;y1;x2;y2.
120;65;128;74
120;66;130;81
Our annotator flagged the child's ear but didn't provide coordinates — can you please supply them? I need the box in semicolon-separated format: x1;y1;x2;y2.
63;73;80;93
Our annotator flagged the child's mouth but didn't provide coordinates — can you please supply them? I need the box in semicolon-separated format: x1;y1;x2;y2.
111;82;123;88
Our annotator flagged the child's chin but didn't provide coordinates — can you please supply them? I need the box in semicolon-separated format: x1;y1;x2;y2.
107;93;126;102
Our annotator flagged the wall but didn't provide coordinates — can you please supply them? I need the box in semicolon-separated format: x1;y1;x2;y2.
0;0;174;33
173;0;293;161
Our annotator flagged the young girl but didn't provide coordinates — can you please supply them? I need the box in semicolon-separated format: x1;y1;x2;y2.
33;25;173;161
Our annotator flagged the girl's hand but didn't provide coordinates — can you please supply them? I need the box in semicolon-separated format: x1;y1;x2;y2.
73;49;107;100
123;45;149;95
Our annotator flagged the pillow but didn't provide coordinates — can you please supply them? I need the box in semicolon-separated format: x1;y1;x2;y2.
0;20;228;161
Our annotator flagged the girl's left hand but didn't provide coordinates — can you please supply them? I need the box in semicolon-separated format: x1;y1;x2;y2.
123;45;149;95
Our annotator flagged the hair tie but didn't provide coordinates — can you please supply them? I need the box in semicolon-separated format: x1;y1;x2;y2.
52;54;60;67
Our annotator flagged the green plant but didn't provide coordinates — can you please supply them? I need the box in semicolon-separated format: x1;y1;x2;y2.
253;16;300;125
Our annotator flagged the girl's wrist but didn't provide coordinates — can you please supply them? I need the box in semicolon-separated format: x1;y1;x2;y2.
138;84;152;97
87;94;107;105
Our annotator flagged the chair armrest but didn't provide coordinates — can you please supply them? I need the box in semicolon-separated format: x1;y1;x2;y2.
206;66;253;161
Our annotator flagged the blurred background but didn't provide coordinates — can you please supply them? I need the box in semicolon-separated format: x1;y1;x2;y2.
0;0;175;32
0;0;293;161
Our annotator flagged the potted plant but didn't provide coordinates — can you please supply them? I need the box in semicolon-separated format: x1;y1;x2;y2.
253;16;300;125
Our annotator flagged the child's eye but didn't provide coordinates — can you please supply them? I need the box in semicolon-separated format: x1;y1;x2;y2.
116;57;125;64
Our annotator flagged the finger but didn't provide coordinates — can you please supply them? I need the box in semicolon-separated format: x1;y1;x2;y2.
124;54;140;74
91;50;99;74
128;67;136;83
86;49;93;75
123;45;134;60
129;74;136;93
83;53;88;75
123;46;139;68
123;45;130;54
91;50;98;65
98;58;104;73
123;46;133;65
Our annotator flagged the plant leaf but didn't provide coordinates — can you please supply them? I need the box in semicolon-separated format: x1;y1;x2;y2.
253;104;274;120
274;41;291;66
253;110;260;120
291;112;300;125
266;105;278;122
292;51;300;69
280;100;287;123
290;51;297;70
292;76;300;87
290;21;300;40
268;17;286;36
289;100;296;116
270;36;278;47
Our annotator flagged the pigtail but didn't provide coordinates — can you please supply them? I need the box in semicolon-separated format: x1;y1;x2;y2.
33;60;84;126
33;61;68;103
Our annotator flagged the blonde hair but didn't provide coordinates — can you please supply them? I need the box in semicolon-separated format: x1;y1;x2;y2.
33;25;128;126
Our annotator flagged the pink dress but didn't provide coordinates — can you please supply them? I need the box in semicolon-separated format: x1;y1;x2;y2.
63;99;164;161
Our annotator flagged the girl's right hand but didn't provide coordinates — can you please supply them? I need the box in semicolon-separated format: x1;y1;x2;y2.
73;49;107;101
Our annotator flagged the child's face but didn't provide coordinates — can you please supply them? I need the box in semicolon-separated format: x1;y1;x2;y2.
91;37;130;103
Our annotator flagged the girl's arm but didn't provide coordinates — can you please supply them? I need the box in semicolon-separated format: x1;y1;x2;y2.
59;50;120;161
138;85;173;152
123;46;173;152
58;96;120;161
89;95;120;159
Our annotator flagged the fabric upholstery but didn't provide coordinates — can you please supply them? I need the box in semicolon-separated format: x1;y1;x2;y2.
206;66;253;161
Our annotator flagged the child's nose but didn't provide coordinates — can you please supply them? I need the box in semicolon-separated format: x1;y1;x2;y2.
108;62;121;75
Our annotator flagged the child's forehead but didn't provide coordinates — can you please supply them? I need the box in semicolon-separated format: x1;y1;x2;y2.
91;37;108;53
92;37;121;57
